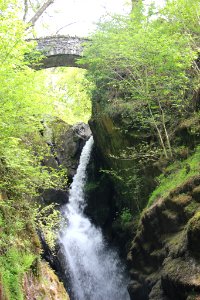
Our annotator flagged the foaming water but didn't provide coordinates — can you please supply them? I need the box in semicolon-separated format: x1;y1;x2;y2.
59;136;130;300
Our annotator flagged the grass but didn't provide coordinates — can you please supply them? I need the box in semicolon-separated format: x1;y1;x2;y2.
148;146;200;206
0;196;39;300
0;248;36;300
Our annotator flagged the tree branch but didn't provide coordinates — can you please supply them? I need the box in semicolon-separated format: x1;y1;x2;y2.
28;0;54;26
55;22;78;35
23;0;29;21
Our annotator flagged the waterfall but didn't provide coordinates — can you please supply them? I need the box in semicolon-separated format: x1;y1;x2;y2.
59;136;130;300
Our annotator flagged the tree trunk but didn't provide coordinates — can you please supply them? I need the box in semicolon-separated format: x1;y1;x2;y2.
23;0;28;21
148;104;169;159
131;0;139;11
158;100;173;158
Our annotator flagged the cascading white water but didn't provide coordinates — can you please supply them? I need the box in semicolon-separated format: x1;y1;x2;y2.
59;136;130;300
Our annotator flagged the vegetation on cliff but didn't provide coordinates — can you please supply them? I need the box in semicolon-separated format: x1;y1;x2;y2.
82;0;199;159
0;1;90;298
149;145;200;205
40;67;92;124
80;0;200;258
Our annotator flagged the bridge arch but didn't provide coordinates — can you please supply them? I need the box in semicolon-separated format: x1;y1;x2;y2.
31;36;88;69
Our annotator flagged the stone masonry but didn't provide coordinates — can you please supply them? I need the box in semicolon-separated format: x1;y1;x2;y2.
30;35;88;69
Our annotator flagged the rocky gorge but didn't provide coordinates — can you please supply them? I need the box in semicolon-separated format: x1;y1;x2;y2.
40;89;200;300
36;62;200;300
0;0;200;299
85;94;200;300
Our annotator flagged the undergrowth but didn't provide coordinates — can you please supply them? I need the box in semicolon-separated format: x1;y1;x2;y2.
0;248;36;300
149;146;200;206
0;194;61;299
0;197;39;300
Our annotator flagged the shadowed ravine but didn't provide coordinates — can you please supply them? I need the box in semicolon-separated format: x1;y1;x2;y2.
59;136;130;300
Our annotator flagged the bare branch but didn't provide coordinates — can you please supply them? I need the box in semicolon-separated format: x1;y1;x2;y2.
28;0;54;26
55;22;78;35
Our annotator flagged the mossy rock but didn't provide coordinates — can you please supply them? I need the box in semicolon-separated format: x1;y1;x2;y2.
192;186;200;202
164;230;187;257
184;201;200;219
162;257;200;299
160;209;180;233
172;194;192;207
187;211;200;255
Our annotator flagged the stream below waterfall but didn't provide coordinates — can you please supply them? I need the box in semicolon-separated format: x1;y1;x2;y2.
59;136;130;300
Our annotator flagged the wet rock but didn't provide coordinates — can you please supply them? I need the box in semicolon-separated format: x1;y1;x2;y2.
161;257;200;299
44;119;91;179
192;186;200;202
23;261;70;300
42;189;69;205
187;212;200;255
128;280;148;300
42;119;91;205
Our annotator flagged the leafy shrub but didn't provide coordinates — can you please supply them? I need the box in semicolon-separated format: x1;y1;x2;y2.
120;208;132;225
149;146;200;205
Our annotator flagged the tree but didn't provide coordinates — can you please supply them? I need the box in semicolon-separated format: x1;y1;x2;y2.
81;0;200;158
0;0;68;196
22;0;55;27
0;2;69;298
131;0;139;11
41;67;92;124
27;0;54;26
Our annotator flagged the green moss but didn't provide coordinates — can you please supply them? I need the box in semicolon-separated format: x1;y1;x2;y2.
165;230;187;256
0;195;42;300
149;147;200;206
179;114;200;135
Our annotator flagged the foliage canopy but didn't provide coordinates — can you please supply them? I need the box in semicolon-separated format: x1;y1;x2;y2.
81;0;200;158
0;1;90;298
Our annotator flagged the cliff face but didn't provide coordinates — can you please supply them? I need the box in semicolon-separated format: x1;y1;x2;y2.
45;120;91;180
89;101;200;212
88;90;198;243
89;90;200;298
41;119;91;205
128;176;200;300
89;101;158;213
87;100;161;252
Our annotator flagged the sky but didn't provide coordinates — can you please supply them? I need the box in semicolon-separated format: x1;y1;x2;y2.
35;0;165;37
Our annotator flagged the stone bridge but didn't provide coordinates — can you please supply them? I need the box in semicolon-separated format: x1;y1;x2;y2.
31;36;88;69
